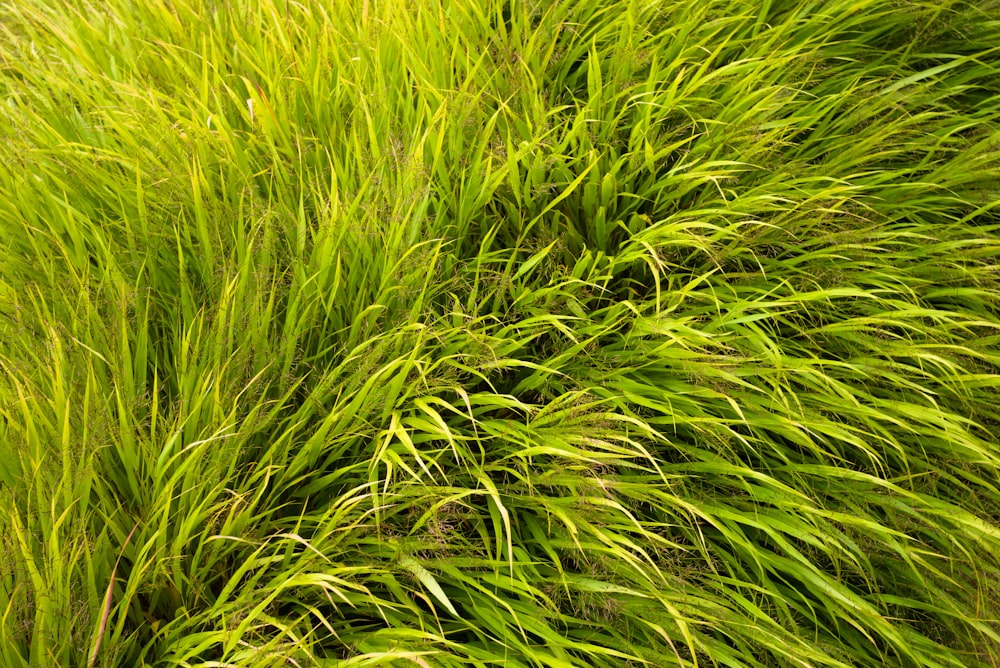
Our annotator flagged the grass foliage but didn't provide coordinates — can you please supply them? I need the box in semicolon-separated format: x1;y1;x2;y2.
2;0;1000;665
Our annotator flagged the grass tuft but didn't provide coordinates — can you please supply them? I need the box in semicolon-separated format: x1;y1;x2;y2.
2;0;1000;665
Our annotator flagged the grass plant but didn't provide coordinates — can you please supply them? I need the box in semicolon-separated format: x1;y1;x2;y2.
2;0;1000;665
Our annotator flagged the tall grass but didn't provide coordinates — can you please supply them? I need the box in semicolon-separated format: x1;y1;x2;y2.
1;0;999;665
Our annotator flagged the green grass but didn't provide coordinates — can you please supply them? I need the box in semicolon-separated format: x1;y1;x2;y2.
1;0;1000;665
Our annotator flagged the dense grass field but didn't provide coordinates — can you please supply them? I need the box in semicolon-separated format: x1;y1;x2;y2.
2;0;1000;665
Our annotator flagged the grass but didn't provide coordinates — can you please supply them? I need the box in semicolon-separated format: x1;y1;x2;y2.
1;0;999;665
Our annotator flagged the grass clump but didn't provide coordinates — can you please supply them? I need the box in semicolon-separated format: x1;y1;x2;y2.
2;0;1000;665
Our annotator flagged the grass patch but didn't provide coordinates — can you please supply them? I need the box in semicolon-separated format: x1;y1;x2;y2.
2;0;1000;665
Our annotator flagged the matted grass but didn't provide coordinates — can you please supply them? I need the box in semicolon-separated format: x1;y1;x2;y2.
1;0;1000;665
